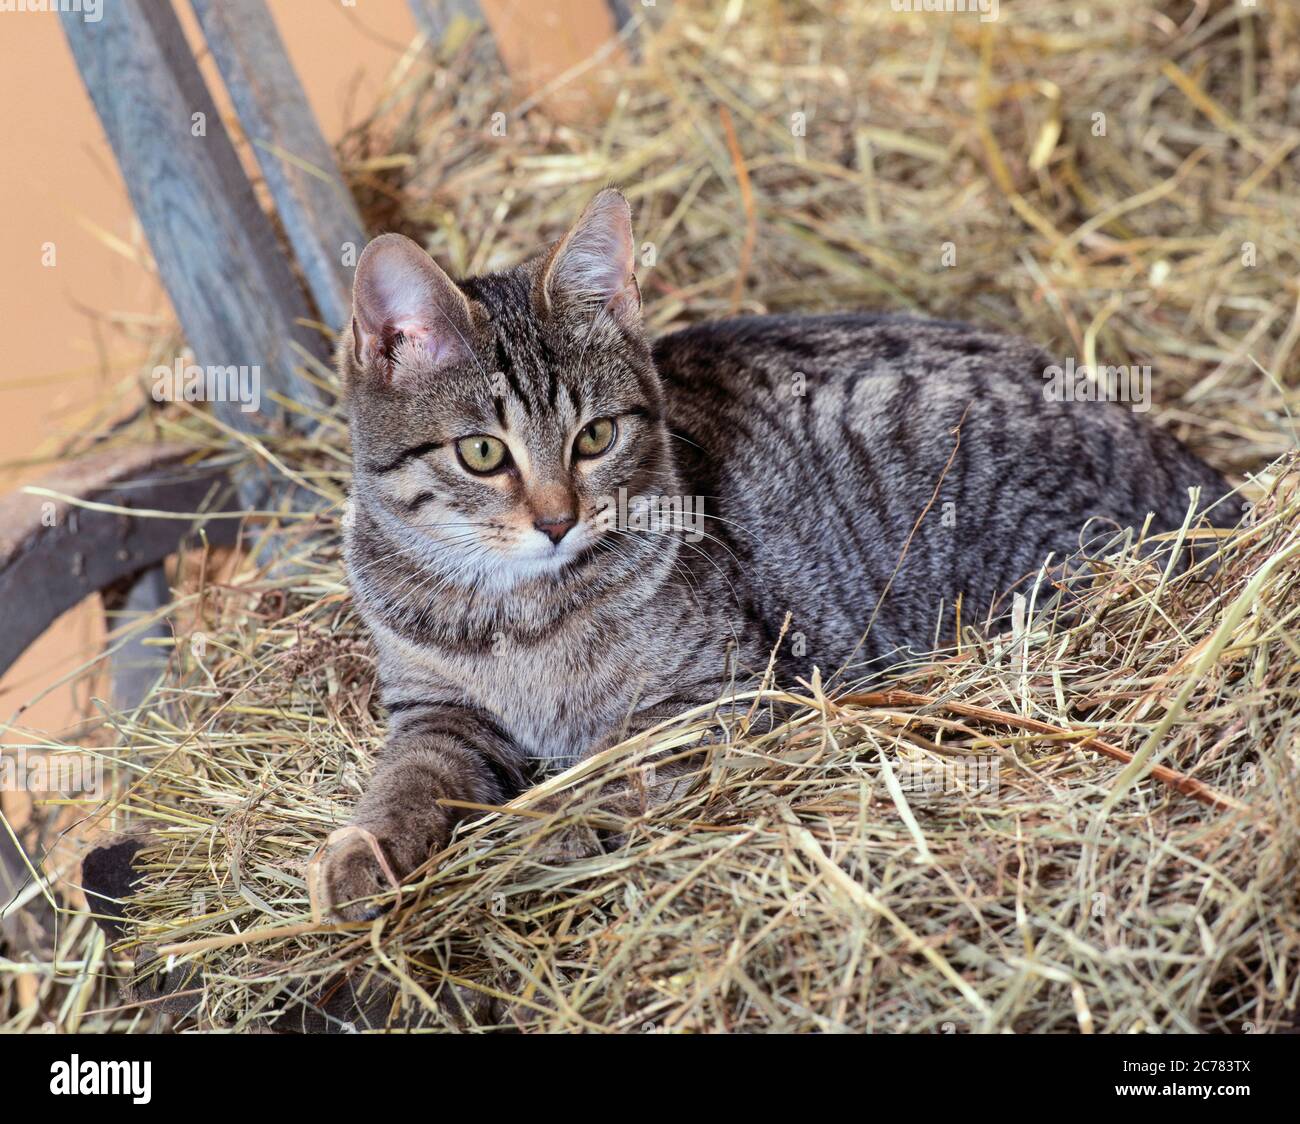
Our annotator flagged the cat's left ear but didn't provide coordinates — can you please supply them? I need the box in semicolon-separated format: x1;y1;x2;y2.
537;188;641;328
350;233;478;384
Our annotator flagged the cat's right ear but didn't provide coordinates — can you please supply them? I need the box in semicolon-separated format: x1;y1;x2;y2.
350;233;477;385
536;188;640;329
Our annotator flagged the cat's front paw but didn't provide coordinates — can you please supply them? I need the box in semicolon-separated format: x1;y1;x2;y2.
314;825;403;922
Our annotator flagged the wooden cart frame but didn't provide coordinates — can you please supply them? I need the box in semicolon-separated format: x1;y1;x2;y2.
1;0;633;968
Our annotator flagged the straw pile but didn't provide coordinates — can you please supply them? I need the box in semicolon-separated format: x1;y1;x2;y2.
5;0;1299;1032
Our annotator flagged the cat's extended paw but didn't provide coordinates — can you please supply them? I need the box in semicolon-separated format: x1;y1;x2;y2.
528;785;646;862
313;826;403;922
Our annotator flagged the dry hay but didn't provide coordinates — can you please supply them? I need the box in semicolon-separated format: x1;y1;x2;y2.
4;0;1299;1032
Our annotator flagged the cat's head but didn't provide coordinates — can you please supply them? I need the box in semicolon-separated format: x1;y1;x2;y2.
342;188;673;591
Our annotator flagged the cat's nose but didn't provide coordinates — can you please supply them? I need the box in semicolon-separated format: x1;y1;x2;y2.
534;514;576;545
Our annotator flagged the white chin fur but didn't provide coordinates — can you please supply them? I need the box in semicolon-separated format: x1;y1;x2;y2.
481;526;593;590
382;501;596;595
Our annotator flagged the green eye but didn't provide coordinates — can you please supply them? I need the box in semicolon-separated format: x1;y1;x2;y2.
456;434;509;474
575;417;617;458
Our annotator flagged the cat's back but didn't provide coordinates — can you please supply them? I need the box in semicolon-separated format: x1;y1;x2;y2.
651;313;1232;672
653;311;1047;428
652;311;1078;522
652;312;1225;513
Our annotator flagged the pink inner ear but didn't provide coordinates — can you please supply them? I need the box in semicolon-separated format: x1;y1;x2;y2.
352;233;475;380
607;273;642;320
546;191;639;323
388;318;465;368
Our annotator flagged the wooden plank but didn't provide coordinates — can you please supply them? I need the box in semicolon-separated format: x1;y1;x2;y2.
190;0;367;332
1;825;53;971
103;565;173;714
0;445;239;681
60;1;329;437
478;0;629;124
606;0;637;34
407;0;486;45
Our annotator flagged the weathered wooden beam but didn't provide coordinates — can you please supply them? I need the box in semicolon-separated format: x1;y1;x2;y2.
606;0;635;30
407;0;486;45
1;822;53;960
103;565;173;714
0;446;239;681
190;0;366;332
60;1;329;436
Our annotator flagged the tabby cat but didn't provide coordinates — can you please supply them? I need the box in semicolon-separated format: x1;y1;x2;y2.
322;188;1232;917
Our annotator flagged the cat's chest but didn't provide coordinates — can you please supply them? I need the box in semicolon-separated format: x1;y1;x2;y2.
374;618;640;764
465;642;625;761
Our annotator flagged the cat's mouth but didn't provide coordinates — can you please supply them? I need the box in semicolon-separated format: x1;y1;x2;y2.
496;522;600;579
